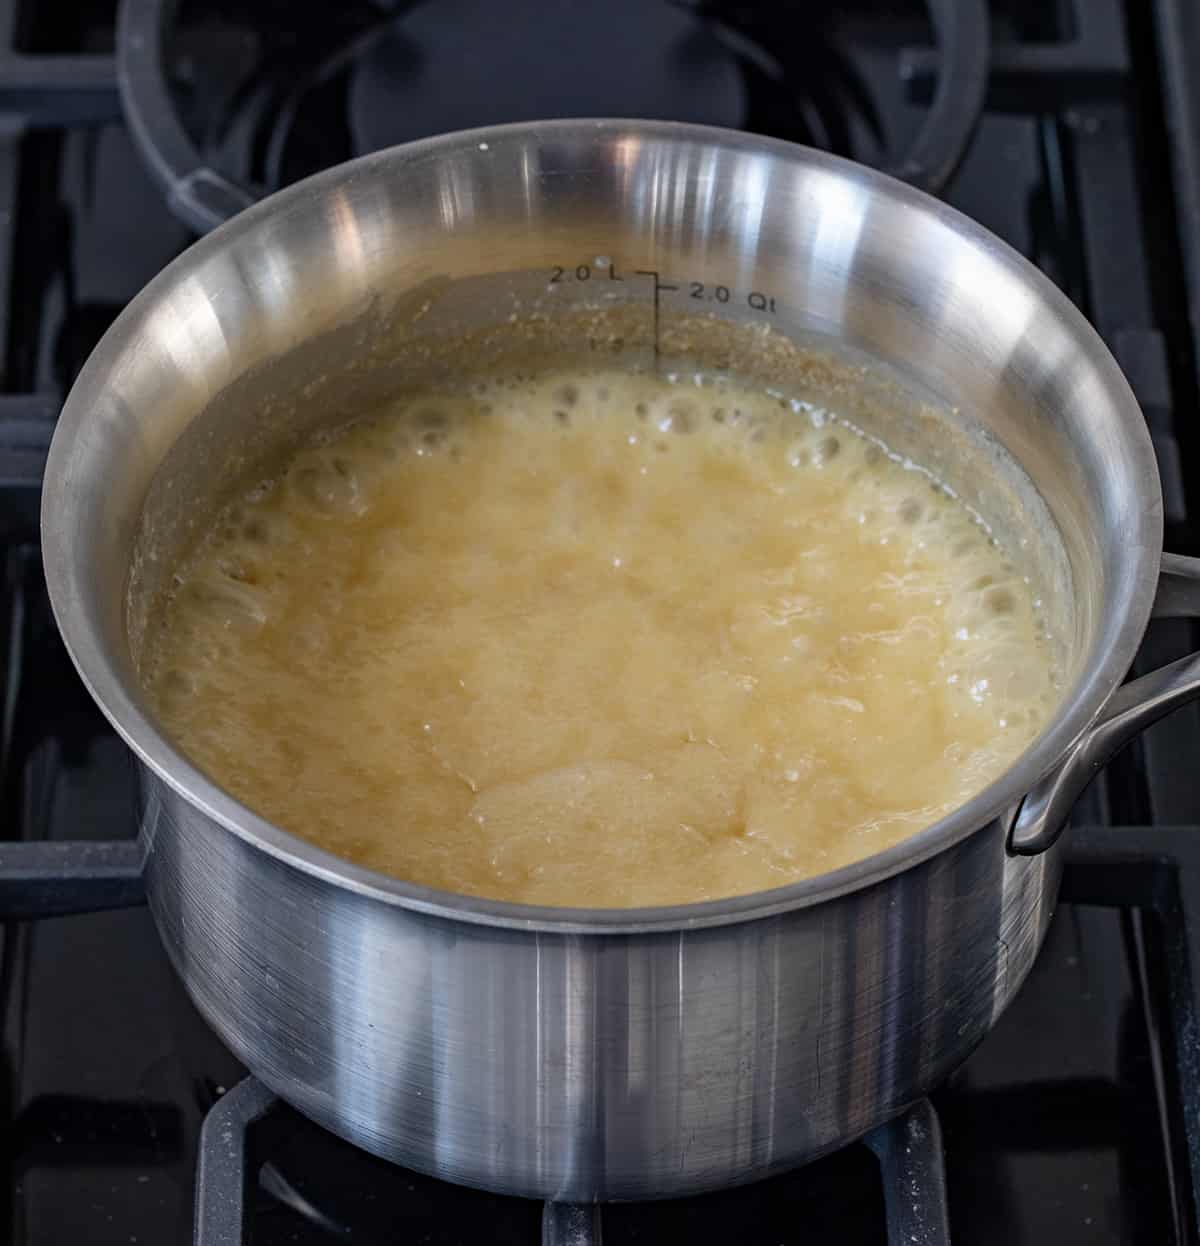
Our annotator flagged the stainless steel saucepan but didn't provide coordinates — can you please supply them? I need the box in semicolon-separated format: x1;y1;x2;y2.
40;120;1200;1200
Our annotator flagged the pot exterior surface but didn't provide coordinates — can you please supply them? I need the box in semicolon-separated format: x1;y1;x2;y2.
143;771;1059;1199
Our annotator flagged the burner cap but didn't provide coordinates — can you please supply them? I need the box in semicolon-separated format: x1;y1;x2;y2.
348;0;746;153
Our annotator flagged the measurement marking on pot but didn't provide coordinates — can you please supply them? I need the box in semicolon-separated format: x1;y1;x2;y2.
635;269;678;359
549;261;627;284
548;262;779;357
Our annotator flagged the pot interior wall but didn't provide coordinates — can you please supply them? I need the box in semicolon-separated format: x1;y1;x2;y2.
126;293;1077;701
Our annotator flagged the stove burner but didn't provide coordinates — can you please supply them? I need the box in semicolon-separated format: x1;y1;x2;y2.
192;1078;952;1245
115;0;989;234
348;0;745;154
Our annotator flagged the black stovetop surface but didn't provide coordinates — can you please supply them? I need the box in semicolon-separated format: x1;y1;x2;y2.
2;0;1200;1241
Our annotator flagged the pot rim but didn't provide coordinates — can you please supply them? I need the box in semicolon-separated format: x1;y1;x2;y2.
42;118;1162;935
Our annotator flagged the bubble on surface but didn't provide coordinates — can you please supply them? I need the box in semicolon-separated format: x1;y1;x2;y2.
812;436;841;466
182;575;269;631
288;454;366;516
657;401;697;434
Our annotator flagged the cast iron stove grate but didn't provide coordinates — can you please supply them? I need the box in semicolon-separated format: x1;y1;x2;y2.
113;0;988;233
0;0;1198;1241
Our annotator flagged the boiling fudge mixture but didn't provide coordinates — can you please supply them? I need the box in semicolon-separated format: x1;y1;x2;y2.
141;367;1061;906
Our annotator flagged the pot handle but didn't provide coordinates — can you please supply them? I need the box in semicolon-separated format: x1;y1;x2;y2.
1007;552;1200;856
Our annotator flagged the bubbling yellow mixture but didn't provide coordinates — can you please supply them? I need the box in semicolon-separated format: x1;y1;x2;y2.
142;367;1061;907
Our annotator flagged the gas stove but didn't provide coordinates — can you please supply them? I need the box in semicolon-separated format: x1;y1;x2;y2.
1;1;1199;1242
